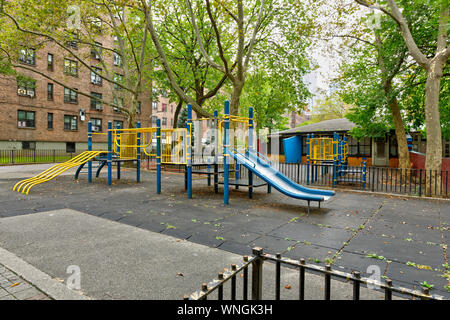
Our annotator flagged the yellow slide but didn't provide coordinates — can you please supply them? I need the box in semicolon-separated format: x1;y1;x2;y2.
13;150;107;195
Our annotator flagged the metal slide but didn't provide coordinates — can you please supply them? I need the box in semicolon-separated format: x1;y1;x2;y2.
13;150;106;194
230;149;335;203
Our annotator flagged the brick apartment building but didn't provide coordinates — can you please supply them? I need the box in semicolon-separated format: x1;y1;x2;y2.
0;34;176;153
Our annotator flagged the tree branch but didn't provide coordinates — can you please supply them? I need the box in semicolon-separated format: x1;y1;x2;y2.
184;0;226;74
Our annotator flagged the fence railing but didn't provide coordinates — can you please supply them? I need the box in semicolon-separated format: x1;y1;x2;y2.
239;162;449;198
140;157;449;198
185;248;445;301
0;149;80;165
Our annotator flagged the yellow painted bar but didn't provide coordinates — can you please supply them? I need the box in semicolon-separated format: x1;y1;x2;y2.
13;151;106;194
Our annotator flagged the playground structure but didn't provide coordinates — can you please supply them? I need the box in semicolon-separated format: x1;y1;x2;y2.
13;101;335;211
306;133;367;188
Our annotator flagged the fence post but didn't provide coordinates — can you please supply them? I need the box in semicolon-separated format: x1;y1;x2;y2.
11;150;14;164
275;253;281;300
136;121;141;183
306;134;310;185
157;119;161;194
324;264;331;300
107;121;112;186
251;247;263;300
88;121;93;183
116;123;121;180
186;104;192;199
419;169;422;197
223;101;230;205
53;149;55;163
352;271;360;300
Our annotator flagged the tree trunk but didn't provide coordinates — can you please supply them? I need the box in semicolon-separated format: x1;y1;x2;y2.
388;97;410;169
424;60;444;196
230;80;244;115
173;99;184;128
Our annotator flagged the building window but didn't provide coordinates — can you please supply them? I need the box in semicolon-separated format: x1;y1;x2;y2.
91;67;102;85
152;101;158;110
113;52;122;66
136;101;141;114
64;88;78;104
162;103;167;112
162;117;167;126
91;18;102;33
66;32;78;49
18;48;35;65
113;97;124;112
348;137;359;157
17;110;35;128
348;136;371;157
47;83;54;100
66;142;76;153
64;59;78;77
47;113;53;129
22;141;36;150
113;120;123;129
389;134;398;158
90;92;102;110
64;115;78;131
47;53;54;71
17;78;36;98
114;73;123;90
358;137;371;157
151;116;157;124
91;118;102;132
91;42;102;59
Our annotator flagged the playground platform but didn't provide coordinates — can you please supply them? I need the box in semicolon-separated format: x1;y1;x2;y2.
0;165;449;299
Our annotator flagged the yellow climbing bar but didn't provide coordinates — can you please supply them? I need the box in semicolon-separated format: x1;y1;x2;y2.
13;150;106;195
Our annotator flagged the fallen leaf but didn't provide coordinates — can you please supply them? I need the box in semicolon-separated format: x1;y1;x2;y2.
285;285;291;289
10;282;20;287
177;272;184;277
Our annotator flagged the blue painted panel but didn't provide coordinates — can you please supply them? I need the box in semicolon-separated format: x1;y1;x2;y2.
283;135;302;163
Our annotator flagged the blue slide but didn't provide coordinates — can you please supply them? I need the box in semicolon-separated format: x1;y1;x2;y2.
230;149;335;203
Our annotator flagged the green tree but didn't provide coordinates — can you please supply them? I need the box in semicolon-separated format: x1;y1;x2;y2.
0;0;155;127
149;0;230;126
355;0;449;195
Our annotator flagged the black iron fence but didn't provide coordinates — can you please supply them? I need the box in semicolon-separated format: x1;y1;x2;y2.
0;149;80;165
239;162;449;198
185;248;445;301
140;157;449;198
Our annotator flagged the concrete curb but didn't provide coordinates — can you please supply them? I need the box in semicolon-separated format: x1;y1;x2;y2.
0;247;90;300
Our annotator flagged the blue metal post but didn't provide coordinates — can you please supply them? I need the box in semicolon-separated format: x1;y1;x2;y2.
214;110;219;194
338;134;342;177
187;104;192;199
248;106;254;198
306;134;310;185
333;132;338;188
156;119;161;194
311;133;315;183
343;136;348;173
224;100;230;205
88;121;93;183
107;121;112;186
136;122;141;183
362;157;367;189
116;123;121;180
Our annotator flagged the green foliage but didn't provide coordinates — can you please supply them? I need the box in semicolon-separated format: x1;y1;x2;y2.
337;1;449;140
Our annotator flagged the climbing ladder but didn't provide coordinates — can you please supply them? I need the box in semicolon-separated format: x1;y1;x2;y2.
13;150;106;194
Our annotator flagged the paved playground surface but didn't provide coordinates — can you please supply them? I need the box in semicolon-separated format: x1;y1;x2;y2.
0;165;449;299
